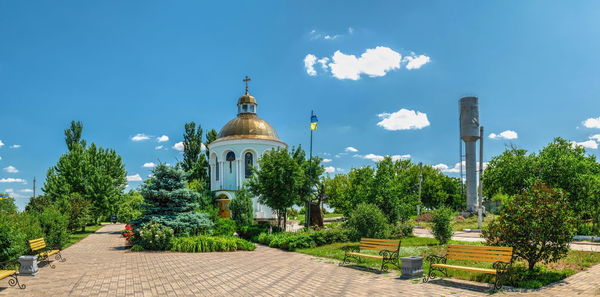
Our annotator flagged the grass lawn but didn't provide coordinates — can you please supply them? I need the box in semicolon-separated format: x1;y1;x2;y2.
296;237;600;289
64;224;104;249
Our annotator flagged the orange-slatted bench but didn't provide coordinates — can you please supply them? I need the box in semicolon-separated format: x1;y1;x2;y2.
423;244;513;291
28;238;66;269
340;238;401;271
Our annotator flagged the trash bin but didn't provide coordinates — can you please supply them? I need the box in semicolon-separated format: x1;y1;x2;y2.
18;255;38;276
400;256;423;279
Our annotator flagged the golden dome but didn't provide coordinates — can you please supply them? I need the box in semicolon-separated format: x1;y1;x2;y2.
216;113;281;142
238;93;257;105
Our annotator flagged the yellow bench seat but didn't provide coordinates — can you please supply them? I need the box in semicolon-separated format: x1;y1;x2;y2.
37;249;60;258
346;252;383;260
431;264;498;274
0;270;16;280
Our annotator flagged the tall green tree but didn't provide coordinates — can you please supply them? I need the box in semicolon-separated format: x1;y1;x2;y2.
180;122;209;184
230;186;254;226
64;120;86;151
247;147;303;230
137;164;212;235
205;128;218;158
43;121;127;224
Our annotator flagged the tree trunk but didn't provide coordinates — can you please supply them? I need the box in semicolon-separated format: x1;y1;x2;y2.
283;211;287;232
528;260;536;271
310;203;324;227
81;224;86;233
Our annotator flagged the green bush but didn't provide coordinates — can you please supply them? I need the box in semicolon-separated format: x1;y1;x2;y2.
34;207;70;249
256;228;352;251
0;214;26;264
170;236;256;252
345;203;390;240
229;187;254;226
431;207;454;244
130;244;144;252
483;182;575;271
139;221;174;250
237;224;269;241
213;218;236;236
391;223;414;238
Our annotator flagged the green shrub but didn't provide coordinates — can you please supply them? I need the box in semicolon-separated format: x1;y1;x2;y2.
34;207;70;249
139;221;174;250
255;228;352;251
130;244;144;252
0;214;26;264
229;187;254;226
237;224;269;241
345;203;390;240
391;223;414;238
170;236;256;252
483;182;575;271
431;207;453;244
170;212;214;235
213;218;236;236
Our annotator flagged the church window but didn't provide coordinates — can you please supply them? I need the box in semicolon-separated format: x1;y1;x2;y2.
226;151;235;173
245;152;253;178
242;105;248;112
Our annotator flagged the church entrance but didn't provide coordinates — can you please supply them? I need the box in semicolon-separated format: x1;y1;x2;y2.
216;195;231;218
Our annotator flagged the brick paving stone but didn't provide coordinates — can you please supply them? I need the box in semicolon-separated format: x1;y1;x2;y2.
1;224;599;296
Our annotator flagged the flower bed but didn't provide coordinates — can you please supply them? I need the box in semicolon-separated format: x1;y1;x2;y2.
170;235;256;252
256;228;352;251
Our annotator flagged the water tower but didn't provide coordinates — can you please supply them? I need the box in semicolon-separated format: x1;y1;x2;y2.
459;97;480;213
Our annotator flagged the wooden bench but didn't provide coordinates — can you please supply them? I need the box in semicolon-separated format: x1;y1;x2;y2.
0;261;25;289
28;238;66;269
423;244;513;291
340;238;401;271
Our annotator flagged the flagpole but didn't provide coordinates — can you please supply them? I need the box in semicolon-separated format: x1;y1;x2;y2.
307;110;314;228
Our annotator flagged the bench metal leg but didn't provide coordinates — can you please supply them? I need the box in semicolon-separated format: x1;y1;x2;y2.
55;252;66;263
8;273;26;289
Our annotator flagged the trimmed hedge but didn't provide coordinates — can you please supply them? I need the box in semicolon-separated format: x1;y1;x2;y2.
170;236;256;253
256;228;352;251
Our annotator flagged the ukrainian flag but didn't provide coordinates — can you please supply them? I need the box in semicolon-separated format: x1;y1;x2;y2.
310;114;318;130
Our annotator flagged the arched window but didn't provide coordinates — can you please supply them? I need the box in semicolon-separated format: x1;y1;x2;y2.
226;151;235;173
215;157;219;181
245;152;253;178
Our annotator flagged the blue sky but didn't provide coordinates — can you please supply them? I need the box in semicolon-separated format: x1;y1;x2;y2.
2;1;600;209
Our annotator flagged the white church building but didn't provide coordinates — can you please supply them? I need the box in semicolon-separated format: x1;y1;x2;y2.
207;80;286;220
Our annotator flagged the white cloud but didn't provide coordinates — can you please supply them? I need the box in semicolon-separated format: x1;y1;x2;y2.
356;153;411;162
590;134;600;142
131;133;150;141
0;140;4;147
3;166;18;173
126;174;143;182
156;135;169;142
324;166;336;173
489;130;518;140
329;46;402;80
0;178;26;184
377;109;430;131
571;140;598;149
403;54;431;70
345;147;358;152
155;145;164;150
317;57;330;70
324;34;339;40
322;158;332;163
304;54;317;76
20;189;33;193
434;161;488;173
142;162;156;168
583;117;600;128
348;27;354;34
173;142;185;151
9;144;21;149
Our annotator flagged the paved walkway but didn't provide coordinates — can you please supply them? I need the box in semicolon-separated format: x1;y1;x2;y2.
1;224;599;296
413;228;600;252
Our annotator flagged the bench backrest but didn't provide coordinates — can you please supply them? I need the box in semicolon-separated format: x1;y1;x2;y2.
446;244;513;263
28;238;47;252
359;238;401;252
